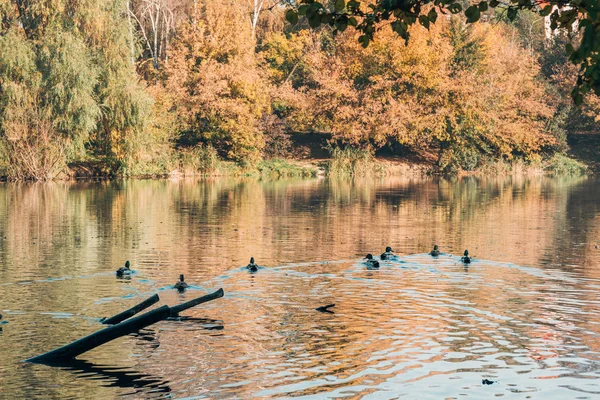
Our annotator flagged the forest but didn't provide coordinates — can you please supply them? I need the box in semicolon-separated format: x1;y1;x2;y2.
0;0;598;180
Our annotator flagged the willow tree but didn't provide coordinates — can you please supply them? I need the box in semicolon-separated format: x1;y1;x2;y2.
0;28;99;180
0;0;151;179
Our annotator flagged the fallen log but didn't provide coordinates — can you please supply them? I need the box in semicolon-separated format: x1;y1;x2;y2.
169;288;224;317
101;294;160;325
26;305;171;363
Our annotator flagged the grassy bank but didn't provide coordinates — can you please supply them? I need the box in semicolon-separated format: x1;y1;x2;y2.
0;145;592;181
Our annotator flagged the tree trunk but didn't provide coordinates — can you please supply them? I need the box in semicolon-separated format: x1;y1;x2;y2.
26;305;171;363
126;0;136;66
169;288;224;316
101;294;160;325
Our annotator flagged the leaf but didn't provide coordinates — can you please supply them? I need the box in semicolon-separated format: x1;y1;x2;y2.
308;14;321;27
348;17;358;26
465;5;480;22
336;19;348;31
489;0;499;7
507;7;517;21
419;15;430;29
358;35;370;47
565;43;575;54
448;4;462;14
334;0;345;12
298;4;310;16
285;10;299;25
478;2;488;12
347;0;360;9
540;5;552;17
428;9;438;23
572;88;583;105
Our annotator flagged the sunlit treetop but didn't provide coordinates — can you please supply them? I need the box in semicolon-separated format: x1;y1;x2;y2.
285;0;600;104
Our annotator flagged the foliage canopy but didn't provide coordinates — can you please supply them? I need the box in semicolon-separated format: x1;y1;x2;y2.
285;0;600;103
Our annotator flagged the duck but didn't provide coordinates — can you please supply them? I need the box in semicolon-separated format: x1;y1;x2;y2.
380;246;394;260
430;245;440;257
116;260;132;276
246;257;259;272
461;250;471;264
364;254;380;269
174;274;189;291
0;314;5;325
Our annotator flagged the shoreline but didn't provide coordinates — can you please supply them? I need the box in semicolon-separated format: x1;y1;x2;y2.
1;154;591;182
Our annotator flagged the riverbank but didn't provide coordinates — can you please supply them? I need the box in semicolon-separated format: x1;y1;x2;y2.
2;134;594;181
58;152;588;181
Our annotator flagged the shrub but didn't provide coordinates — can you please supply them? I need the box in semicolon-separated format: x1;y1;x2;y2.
327;146;385;177
545;154;587;176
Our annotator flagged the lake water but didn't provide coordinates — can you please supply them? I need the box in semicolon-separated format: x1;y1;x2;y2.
1;176;600;399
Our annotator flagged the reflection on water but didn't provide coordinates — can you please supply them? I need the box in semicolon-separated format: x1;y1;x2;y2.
1;176;600;399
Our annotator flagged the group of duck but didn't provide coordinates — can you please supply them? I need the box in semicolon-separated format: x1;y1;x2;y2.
114;247;472;289
364;245;472;269
115;261;189;292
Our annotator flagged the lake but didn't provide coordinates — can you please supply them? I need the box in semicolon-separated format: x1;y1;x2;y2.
1;175;599;399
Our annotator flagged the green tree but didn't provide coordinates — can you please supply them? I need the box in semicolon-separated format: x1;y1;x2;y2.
0;0;152;179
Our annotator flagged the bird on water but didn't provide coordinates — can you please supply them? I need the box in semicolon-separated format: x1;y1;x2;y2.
246;257;259;272
380;246;394;260
430;245;440;257
364;254;380;269
116;260;132;276
461;250;471;264
174;274;189;291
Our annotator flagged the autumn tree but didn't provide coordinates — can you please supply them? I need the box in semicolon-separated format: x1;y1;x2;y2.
286;0;600;103
158;0;270;165
261;16;561;171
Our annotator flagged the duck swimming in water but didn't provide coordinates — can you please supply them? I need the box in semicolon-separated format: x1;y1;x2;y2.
461;250;471;264
430;245;440;257
116;260;132;276
364;254;380;269
246;257;259;272
380;246;394;260
174;274;189;291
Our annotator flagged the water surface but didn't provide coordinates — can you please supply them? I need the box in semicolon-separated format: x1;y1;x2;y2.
1;176;600;399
